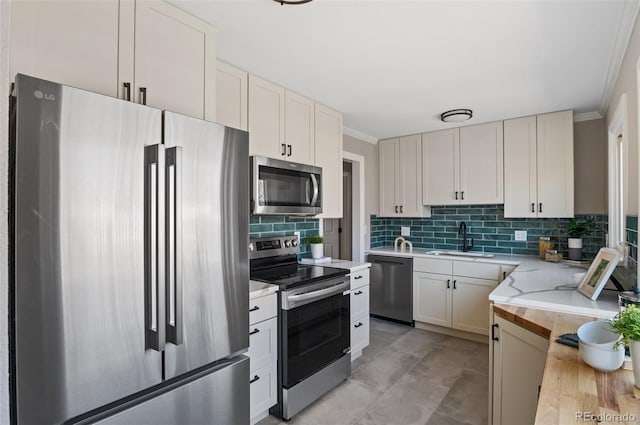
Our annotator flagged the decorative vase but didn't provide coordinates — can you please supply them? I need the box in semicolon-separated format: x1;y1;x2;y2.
630;340;640;389
568;237;583;261
310;243;323;259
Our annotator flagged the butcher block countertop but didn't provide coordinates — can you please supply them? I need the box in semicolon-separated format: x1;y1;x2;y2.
493;304;640;424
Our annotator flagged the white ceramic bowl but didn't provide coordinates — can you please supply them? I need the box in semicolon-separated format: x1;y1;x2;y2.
577;321;625;372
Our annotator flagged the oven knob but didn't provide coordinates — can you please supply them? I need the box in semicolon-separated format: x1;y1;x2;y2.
284;240;292;248
292;239;298;247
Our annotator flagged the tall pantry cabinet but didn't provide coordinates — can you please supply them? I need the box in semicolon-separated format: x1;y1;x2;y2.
10;0;217;121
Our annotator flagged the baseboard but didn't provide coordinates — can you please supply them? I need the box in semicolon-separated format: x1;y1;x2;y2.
414;321;489;344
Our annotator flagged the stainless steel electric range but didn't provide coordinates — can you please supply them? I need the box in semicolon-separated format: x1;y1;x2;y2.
249;236;351;420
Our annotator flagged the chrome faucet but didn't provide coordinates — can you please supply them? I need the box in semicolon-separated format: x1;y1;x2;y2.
458;221;474;252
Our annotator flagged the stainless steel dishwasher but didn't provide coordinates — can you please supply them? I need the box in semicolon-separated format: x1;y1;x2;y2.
367;254;413;324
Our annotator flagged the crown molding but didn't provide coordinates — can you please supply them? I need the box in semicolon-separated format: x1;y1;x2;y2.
598;1;640;115
343;126;378;144
574;111;603;122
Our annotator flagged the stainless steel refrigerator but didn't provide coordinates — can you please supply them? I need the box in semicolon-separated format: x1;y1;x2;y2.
11;74;250;424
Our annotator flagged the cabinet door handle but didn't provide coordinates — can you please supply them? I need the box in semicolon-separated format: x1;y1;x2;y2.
249;306;260;312
287;144;292;156
492;323;499;341
123;82;131;101
503;271;507;280
249;375;260;384
400;205;404;213
455;191;458;200
395;205;398;213
531;203;535;213
453;280;457;289
249;328;260;335
354;275;363;280
446;279;450;289
139;87;147;105
461;191;464;200
539;202;543;213
354;322;363;328
281;144;286;156
354;290;363;295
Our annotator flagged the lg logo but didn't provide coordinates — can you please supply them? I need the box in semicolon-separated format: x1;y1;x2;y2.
33;90;55;101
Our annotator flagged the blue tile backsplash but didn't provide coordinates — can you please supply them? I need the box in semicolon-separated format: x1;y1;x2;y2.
249;216;319;258
370;204;608;259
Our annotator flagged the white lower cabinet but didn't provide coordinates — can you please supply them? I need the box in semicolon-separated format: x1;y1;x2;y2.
248;293;278;424
413;258;500;336
491;313;548;425
350;268;370;360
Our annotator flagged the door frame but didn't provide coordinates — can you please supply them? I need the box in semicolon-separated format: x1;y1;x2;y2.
342;151;365;262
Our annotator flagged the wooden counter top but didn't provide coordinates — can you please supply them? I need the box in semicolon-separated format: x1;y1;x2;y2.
493;304;640;424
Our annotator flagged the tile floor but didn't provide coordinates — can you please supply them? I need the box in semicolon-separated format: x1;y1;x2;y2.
258;318;489;425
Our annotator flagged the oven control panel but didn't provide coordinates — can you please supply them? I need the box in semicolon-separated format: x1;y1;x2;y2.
249;235;300;259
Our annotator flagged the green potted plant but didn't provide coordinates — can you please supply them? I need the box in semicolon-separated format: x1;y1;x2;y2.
304;235;324;259
609;305;640;388
565;218;597;260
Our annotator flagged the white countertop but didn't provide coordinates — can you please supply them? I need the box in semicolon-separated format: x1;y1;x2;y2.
316;259;371;272
249;280;278;300
366;247;620;318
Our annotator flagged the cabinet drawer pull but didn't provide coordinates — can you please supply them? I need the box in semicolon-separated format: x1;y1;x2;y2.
249;306;260;312
354;322;363;328
354;290;363;295
249;375;260;384
139;87;147;105
446;279;450;289
492;323;499;341
354;275;363;280
249;328;260;335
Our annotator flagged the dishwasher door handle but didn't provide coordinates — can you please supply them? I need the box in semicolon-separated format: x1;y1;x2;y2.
371;259;410;266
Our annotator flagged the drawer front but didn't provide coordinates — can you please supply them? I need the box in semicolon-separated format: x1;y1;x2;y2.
351;316;370;354
248;317;277;372
249;362;277;420
249;292;277;325
350;284;370;319
453;261;500;280
350;268;370;288
414;258;452;274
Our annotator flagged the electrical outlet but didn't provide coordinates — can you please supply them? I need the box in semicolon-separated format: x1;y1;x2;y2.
401;226;410;237
514;230;527;241
294;231;301;241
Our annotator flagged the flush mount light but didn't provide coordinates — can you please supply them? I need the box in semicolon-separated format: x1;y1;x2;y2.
440;109;473;123
273;0;313;4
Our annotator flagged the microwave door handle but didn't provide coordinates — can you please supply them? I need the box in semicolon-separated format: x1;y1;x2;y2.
310;174;319;206
305;177;311;205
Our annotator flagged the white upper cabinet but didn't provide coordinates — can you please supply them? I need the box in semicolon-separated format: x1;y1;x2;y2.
11;0;216;120
504;111;573;218
249;75;316;165
315;104;343;218
10;0;121;97
216;61;248;130
286;91;315;165
248;74;286;158
422;122;503;205
378;135;429;217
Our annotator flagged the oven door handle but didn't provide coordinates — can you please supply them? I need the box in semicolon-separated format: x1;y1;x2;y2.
287;281;350;304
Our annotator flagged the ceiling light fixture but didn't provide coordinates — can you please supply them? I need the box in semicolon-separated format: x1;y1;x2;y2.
440;109;473;123
273;0;313;5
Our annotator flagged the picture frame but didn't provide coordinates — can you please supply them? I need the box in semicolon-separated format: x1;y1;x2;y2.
577;247;623;300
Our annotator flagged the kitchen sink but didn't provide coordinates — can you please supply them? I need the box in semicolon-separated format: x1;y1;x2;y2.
425;250;495;258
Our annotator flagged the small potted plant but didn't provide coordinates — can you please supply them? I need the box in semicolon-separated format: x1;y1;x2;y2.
565;218;597;260
304;235;324;259
609;305;640;388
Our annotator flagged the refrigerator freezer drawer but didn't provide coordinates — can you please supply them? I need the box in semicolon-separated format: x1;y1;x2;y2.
94;357;250;425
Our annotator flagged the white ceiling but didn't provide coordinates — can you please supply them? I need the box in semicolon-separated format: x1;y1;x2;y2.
170;0;639;142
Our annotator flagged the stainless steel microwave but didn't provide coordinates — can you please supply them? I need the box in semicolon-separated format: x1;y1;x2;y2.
251;156;322;216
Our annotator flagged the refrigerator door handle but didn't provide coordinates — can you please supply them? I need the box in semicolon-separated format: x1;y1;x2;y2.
145;144;166;352
166;146;183;345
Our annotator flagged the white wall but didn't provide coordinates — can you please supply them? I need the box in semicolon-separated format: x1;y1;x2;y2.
0;2;11;424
